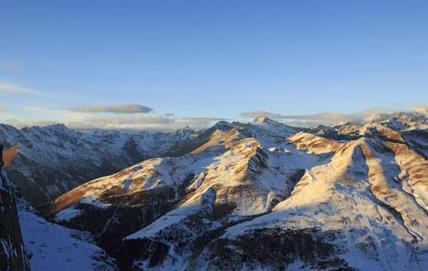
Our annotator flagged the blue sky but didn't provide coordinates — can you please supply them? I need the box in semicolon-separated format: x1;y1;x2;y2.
0;1;427;128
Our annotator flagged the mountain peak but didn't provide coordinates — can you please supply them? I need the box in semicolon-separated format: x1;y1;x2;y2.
253;115;277;124
412;105;428;116
4;115;428;271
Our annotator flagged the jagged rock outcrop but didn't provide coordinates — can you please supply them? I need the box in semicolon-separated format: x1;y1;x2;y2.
0;169;30;271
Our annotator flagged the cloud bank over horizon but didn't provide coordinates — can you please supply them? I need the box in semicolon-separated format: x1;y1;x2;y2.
0;84;426;130
0;80;41;95
0;103;426;130
0;103;223;130
240;106;421;126
70;104;153;114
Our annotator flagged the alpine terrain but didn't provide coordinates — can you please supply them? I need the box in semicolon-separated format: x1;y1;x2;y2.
2;110;428;270
0;124;195;206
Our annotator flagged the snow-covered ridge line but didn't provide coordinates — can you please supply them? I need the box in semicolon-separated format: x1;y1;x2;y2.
6;112;428;270
0;123;197;206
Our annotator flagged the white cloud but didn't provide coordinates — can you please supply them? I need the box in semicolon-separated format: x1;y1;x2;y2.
3;106;221;130
173;117;224;128
5;118;58;128
240;106;409;125
80;114;173;128
70;104;153;114
283;107;407;124
3;104;420;130
281;112;361;122
0;80;40;95
69;115;221;130
0;80;78;101
240;111;288;120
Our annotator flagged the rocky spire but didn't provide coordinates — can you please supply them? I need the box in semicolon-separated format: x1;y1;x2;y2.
0;143;3;169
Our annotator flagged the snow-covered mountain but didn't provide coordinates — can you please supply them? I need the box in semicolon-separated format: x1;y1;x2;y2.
1;163;116;271
19;203;117;271
0;124;196;206
41;113;428;270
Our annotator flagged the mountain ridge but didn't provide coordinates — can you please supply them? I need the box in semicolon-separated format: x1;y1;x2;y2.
1;111;428;270
39;112;428;270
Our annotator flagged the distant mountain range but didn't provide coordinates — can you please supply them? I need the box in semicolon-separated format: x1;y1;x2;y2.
1;110;428;270
0;124;196;206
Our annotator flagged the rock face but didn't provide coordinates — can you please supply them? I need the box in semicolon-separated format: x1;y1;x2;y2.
0;124;196;206
21;113;428;270
0;169;30;271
